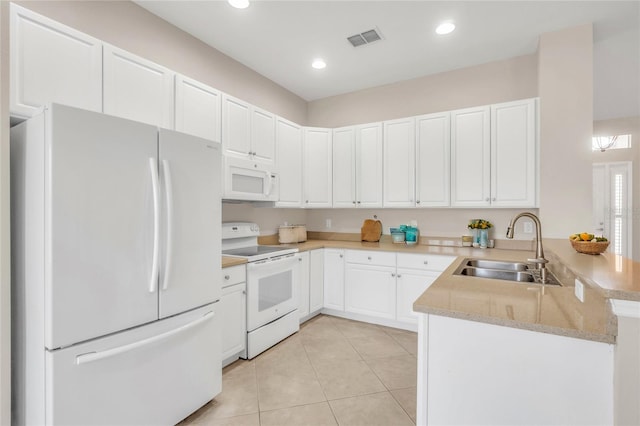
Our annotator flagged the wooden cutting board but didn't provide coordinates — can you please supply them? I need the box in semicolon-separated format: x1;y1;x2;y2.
361;219;382;242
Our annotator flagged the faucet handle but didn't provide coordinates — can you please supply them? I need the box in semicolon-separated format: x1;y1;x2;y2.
527;257;549;265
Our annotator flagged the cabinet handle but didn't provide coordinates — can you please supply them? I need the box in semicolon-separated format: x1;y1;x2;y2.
485;197;490;202
367;256;372;260
306;200;309;203
423;260;428;265
391;273;396;277
242;290;246;295
254;164;258;168
357;201;361;204
416;200;421;204
492;197;496;202
339;254;343;258
352;201;356;204
298;258;302;262
224;275;230;280
397;274;402;278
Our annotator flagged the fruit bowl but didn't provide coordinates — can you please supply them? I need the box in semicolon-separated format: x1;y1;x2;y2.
570;240;610;255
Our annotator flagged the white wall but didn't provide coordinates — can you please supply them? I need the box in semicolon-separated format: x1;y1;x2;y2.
0;1;11;424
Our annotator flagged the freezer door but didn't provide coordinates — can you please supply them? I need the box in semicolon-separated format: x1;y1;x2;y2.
46;104;159;349
158;129;221;318
46;304;221;425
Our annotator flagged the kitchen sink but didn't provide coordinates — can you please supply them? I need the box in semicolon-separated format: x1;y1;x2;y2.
458;267;535;282
465;259;529;271
453;258;561;286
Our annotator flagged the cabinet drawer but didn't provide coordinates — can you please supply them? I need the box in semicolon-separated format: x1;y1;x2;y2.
222;265;246;288
345;250;395;267
396;253;456;272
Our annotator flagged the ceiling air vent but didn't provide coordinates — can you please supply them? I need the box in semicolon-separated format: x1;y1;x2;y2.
347;28;383;47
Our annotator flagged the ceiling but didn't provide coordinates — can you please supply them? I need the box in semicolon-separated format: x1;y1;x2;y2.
135;1;639;120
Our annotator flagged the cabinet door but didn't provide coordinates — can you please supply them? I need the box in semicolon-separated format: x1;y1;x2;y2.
451;106;491;207
174;74;221;142
222;94;251;159
383;118;416;207
356;123;383;208
276;117;303;207
220;282;246;363
323;249;344;311
251;107;276;167
10;4;102;118
309;249;325;313
303;127;333;208
297;252;310;319
103;44;174;128
491;98;537;207
332;127;356;208
396;269;439;324
416;112;450;207
345;263;396;320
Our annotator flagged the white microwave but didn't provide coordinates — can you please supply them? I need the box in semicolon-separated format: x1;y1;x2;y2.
223;157;279;201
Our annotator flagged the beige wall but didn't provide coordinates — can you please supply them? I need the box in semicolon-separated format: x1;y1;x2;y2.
538;24;593;238
14;1;308;125
593;115;640;261
305;208;538;243
307;54;538;128
222;204;307;236
0;1;10;423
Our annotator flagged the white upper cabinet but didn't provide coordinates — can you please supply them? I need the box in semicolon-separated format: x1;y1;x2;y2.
174;74;221;142
276;117;303;207
383;118;416;208
451;106;491;207
490;98;537;207
333;124;383;208
10;4;102;119
332;127;357;208
221;94;275;167
303;127;333;208
416;112;451;207
356;123;384;208
451;100;537;208
103;44;175;129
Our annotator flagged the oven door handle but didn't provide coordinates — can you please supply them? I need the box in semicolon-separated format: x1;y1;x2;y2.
246;253;297;269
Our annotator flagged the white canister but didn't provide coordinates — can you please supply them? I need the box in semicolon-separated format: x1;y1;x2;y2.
278;226;298;244
294;225;307;242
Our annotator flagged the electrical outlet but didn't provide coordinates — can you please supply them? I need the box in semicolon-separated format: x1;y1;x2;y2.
523;221;534;234
575;278;585;302
325;219;331;229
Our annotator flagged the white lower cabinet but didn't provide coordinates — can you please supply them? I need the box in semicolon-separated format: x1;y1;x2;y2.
309;249;325;313
345;263;396;320
323;249;345;311
396;269;440;324
220;265;246;366
296;252;310;319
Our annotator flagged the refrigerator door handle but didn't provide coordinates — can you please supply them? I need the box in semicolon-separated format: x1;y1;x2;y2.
149;157;160;293
75;311;215;366
161;159;173;291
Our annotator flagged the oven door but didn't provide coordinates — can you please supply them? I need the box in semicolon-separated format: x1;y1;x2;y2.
246;254;298;332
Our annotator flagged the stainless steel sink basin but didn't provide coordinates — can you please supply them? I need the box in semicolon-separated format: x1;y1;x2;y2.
458;267;534;282
453;258;561;286
465;259;528;271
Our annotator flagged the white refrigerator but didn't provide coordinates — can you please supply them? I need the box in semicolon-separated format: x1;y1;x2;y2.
11;103;222;425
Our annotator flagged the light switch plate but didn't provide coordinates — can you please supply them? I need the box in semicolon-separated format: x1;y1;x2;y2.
575;278;585;302
523;221;534;233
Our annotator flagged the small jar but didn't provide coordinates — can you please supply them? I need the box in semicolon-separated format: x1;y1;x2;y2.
479;229;489;248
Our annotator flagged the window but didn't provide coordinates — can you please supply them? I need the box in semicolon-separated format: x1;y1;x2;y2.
592;134;632;152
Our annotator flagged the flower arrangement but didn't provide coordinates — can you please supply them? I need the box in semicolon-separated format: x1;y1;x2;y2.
468;219;493;230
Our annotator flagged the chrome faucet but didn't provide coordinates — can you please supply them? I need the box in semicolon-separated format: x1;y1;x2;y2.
506;212;549;283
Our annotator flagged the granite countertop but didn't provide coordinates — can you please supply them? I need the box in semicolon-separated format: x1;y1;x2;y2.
222;237;639;343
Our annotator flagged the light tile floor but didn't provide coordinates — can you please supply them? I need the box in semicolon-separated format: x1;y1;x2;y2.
180;315;417;426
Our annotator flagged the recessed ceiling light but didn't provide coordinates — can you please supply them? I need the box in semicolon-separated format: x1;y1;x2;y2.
228;0;249;9
435;22;456;35
312;59;326;70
